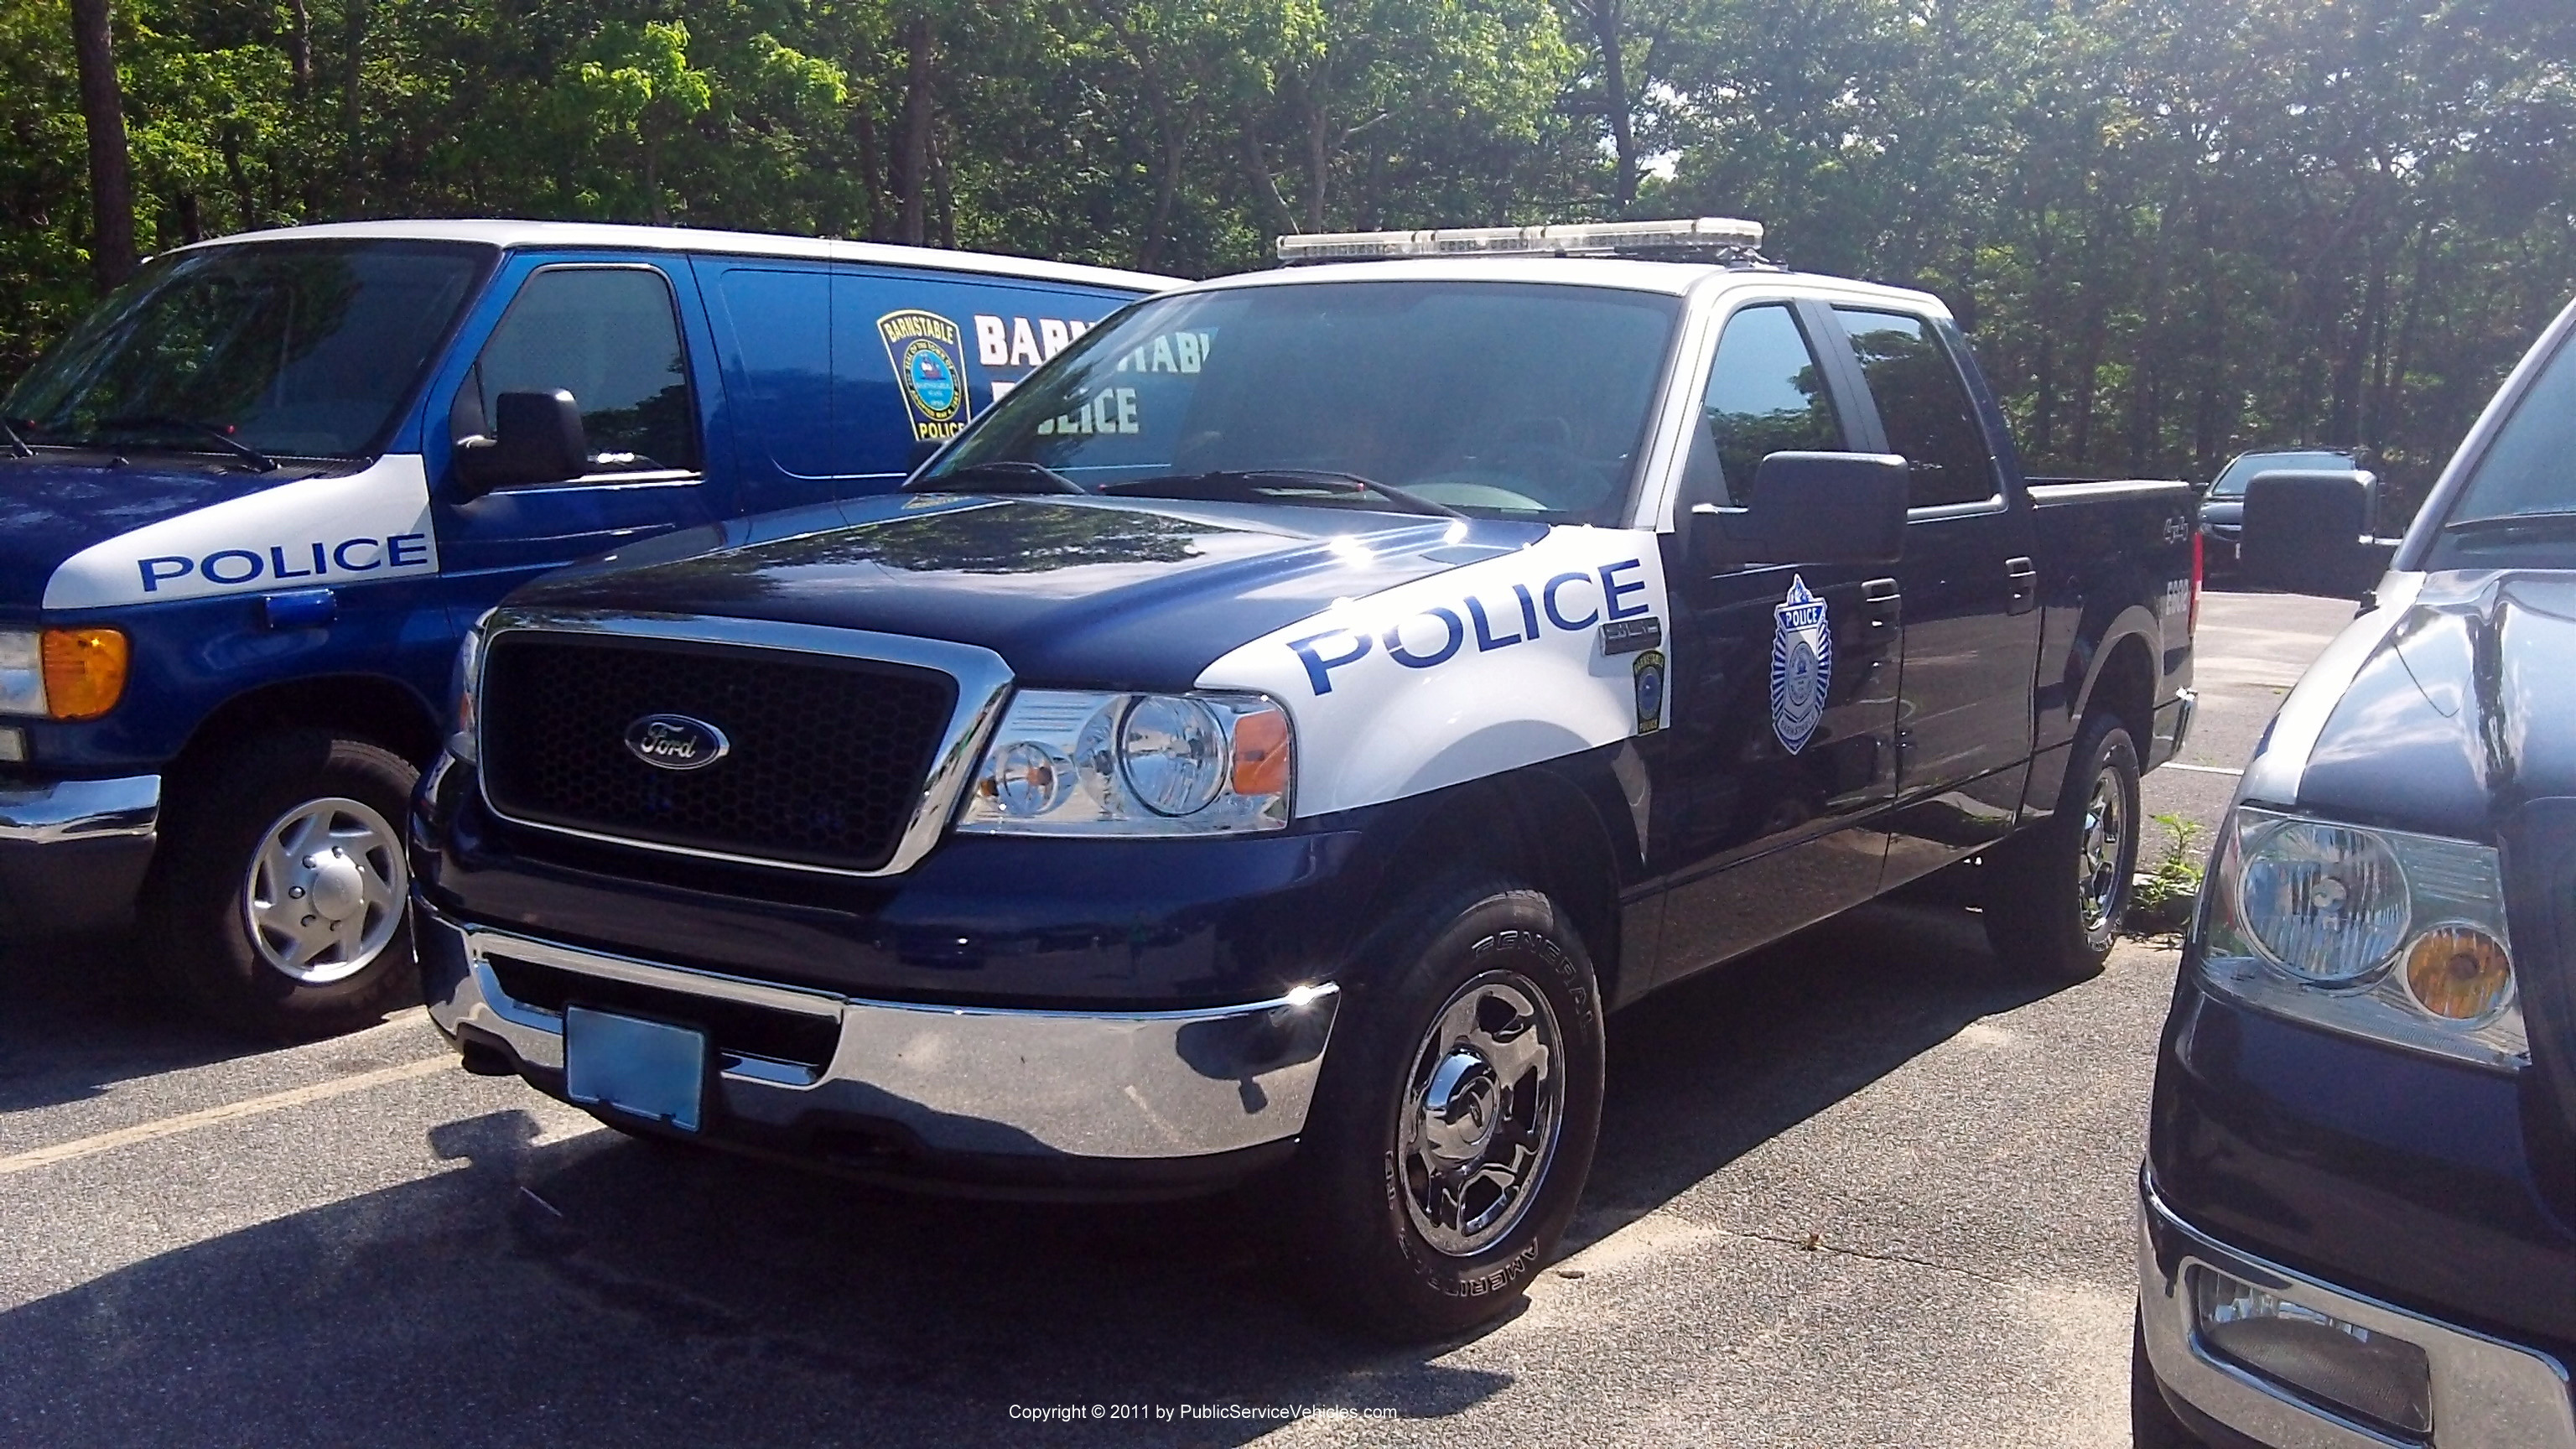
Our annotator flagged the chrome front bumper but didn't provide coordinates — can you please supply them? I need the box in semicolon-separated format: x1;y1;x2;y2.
2139;1179;2576;1448
0;774;159;844
417;906;1340;1162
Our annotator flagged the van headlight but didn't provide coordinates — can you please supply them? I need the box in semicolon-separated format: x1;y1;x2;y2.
2201;806;2526;1067
0;626;131;720
956;690;1291;835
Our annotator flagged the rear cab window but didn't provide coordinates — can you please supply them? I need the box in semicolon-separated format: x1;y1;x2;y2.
1830;307;1998;510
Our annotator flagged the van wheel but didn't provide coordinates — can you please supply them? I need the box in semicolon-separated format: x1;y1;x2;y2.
146;730;421;1041
1287;877;1604;1340
1983;712;2140;982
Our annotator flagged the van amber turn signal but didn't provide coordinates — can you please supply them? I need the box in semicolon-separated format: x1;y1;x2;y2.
41;626;128;719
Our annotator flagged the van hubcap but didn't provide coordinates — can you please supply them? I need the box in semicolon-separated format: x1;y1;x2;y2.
1398;970;1564;1257
243;797;407;984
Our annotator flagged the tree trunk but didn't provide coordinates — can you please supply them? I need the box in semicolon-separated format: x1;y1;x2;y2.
896;11;934;246
1586;0;1637;210
853;107;884;240
341;0;367;216
69;0;135;289
1303;85;1329;233
289;0;312;95
642;136;663;225
1236;101;1296;237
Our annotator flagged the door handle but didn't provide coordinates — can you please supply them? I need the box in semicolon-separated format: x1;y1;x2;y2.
2005;557;2038;615
1860;577;1900;630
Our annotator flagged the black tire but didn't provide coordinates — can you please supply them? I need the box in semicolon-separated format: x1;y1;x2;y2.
1286;876;1605;1340
2132;1312;2205;1447
1982;711;2141;982
144;730;422;1041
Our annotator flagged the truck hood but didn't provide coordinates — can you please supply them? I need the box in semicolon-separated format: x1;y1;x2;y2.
2294;571;2576;839
0;454;310;612
506;493;1556;692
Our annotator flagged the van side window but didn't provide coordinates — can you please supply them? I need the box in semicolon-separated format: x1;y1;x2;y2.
465;267;699;475
1702;304;1842;502
1829;308;1993;508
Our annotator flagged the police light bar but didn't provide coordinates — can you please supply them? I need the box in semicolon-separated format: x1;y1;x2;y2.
1276;216;1763;264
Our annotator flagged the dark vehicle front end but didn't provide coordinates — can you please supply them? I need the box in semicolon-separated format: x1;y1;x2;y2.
2139;304;2576;1446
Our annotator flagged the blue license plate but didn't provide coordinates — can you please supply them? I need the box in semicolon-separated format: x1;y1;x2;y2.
564;1007;707;1133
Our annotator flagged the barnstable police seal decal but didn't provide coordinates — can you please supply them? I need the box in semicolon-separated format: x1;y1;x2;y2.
1770;574;1832;754
877;309;972;441
1632;649;1666;735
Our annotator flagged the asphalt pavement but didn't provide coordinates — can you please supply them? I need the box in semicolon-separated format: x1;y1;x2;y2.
0;587;2354;1448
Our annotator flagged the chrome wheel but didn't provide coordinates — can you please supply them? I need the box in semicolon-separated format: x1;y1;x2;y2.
1397;969;1565;1257
2076;763;2130;937
242;796;408;984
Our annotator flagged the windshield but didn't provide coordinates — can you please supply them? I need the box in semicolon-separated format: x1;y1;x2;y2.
2425;327;2576;568
925;279;1682;524
4;240;489;460
2210;449;2353;496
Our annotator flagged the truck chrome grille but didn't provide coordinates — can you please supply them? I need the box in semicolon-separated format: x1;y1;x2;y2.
478;633;958;873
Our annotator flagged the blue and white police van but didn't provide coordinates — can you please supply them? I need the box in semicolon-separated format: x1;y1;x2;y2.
413;218;2199;1336
0;221;1167;1036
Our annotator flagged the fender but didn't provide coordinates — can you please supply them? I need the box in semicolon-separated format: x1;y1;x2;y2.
2066;601;2164;726
1195;526;1674;818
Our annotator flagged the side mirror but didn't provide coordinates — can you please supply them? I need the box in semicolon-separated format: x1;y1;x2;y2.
2239;470;2377;598
1690;452;1909;569
454;389;587;495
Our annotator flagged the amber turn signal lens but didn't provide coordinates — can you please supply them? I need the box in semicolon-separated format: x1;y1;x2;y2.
1230;704;1292;797
40;627;127;720
2402;926;2513;1021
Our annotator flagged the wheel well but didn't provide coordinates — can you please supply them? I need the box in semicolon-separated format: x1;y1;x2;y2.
175;675;443;778
1379;773;1628;1007
2085;633;2158;740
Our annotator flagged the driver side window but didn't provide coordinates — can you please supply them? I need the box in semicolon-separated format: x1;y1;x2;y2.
454;266;700;476
1700;304;1844;502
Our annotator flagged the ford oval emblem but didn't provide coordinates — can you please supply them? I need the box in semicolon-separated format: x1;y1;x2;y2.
624;714;730;771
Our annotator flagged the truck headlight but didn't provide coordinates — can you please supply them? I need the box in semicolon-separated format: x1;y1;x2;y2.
0;626;129;720
957;690;1291;835
445;616;490;765
2201;805;2527;1067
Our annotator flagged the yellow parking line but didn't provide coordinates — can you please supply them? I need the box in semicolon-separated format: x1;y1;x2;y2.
0;1055;453;1176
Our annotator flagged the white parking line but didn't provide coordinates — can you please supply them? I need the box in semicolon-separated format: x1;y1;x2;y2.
2161;762;2244;776
0;1055;452;1176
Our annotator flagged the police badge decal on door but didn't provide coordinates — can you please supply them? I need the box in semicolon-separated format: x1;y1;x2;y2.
1771;574;1832;754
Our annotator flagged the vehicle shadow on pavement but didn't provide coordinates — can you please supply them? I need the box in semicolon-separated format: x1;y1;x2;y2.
0;935;255;1114
0;901;2060;1447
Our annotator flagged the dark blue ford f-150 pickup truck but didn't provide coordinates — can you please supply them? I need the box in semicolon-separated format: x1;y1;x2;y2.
2137;294;2576;1446
412;218;2199;1335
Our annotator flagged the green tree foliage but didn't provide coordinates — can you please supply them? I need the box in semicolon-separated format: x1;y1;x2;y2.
3;0;2569;513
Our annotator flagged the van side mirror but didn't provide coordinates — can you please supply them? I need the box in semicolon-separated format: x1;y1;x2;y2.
1690;452;1909;569
2239;470;2377;598
454;389;587;495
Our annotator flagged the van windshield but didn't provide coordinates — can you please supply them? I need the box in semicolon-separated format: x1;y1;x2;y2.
922;279;1681;524
4;240;489;461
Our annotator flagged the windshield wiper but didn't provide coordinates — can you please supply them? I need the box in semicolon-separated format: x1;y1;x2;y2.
903;460;1086;496
2442;510;2576;536
1101;469;1467;519
0;417;30;459
97;415;278;472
